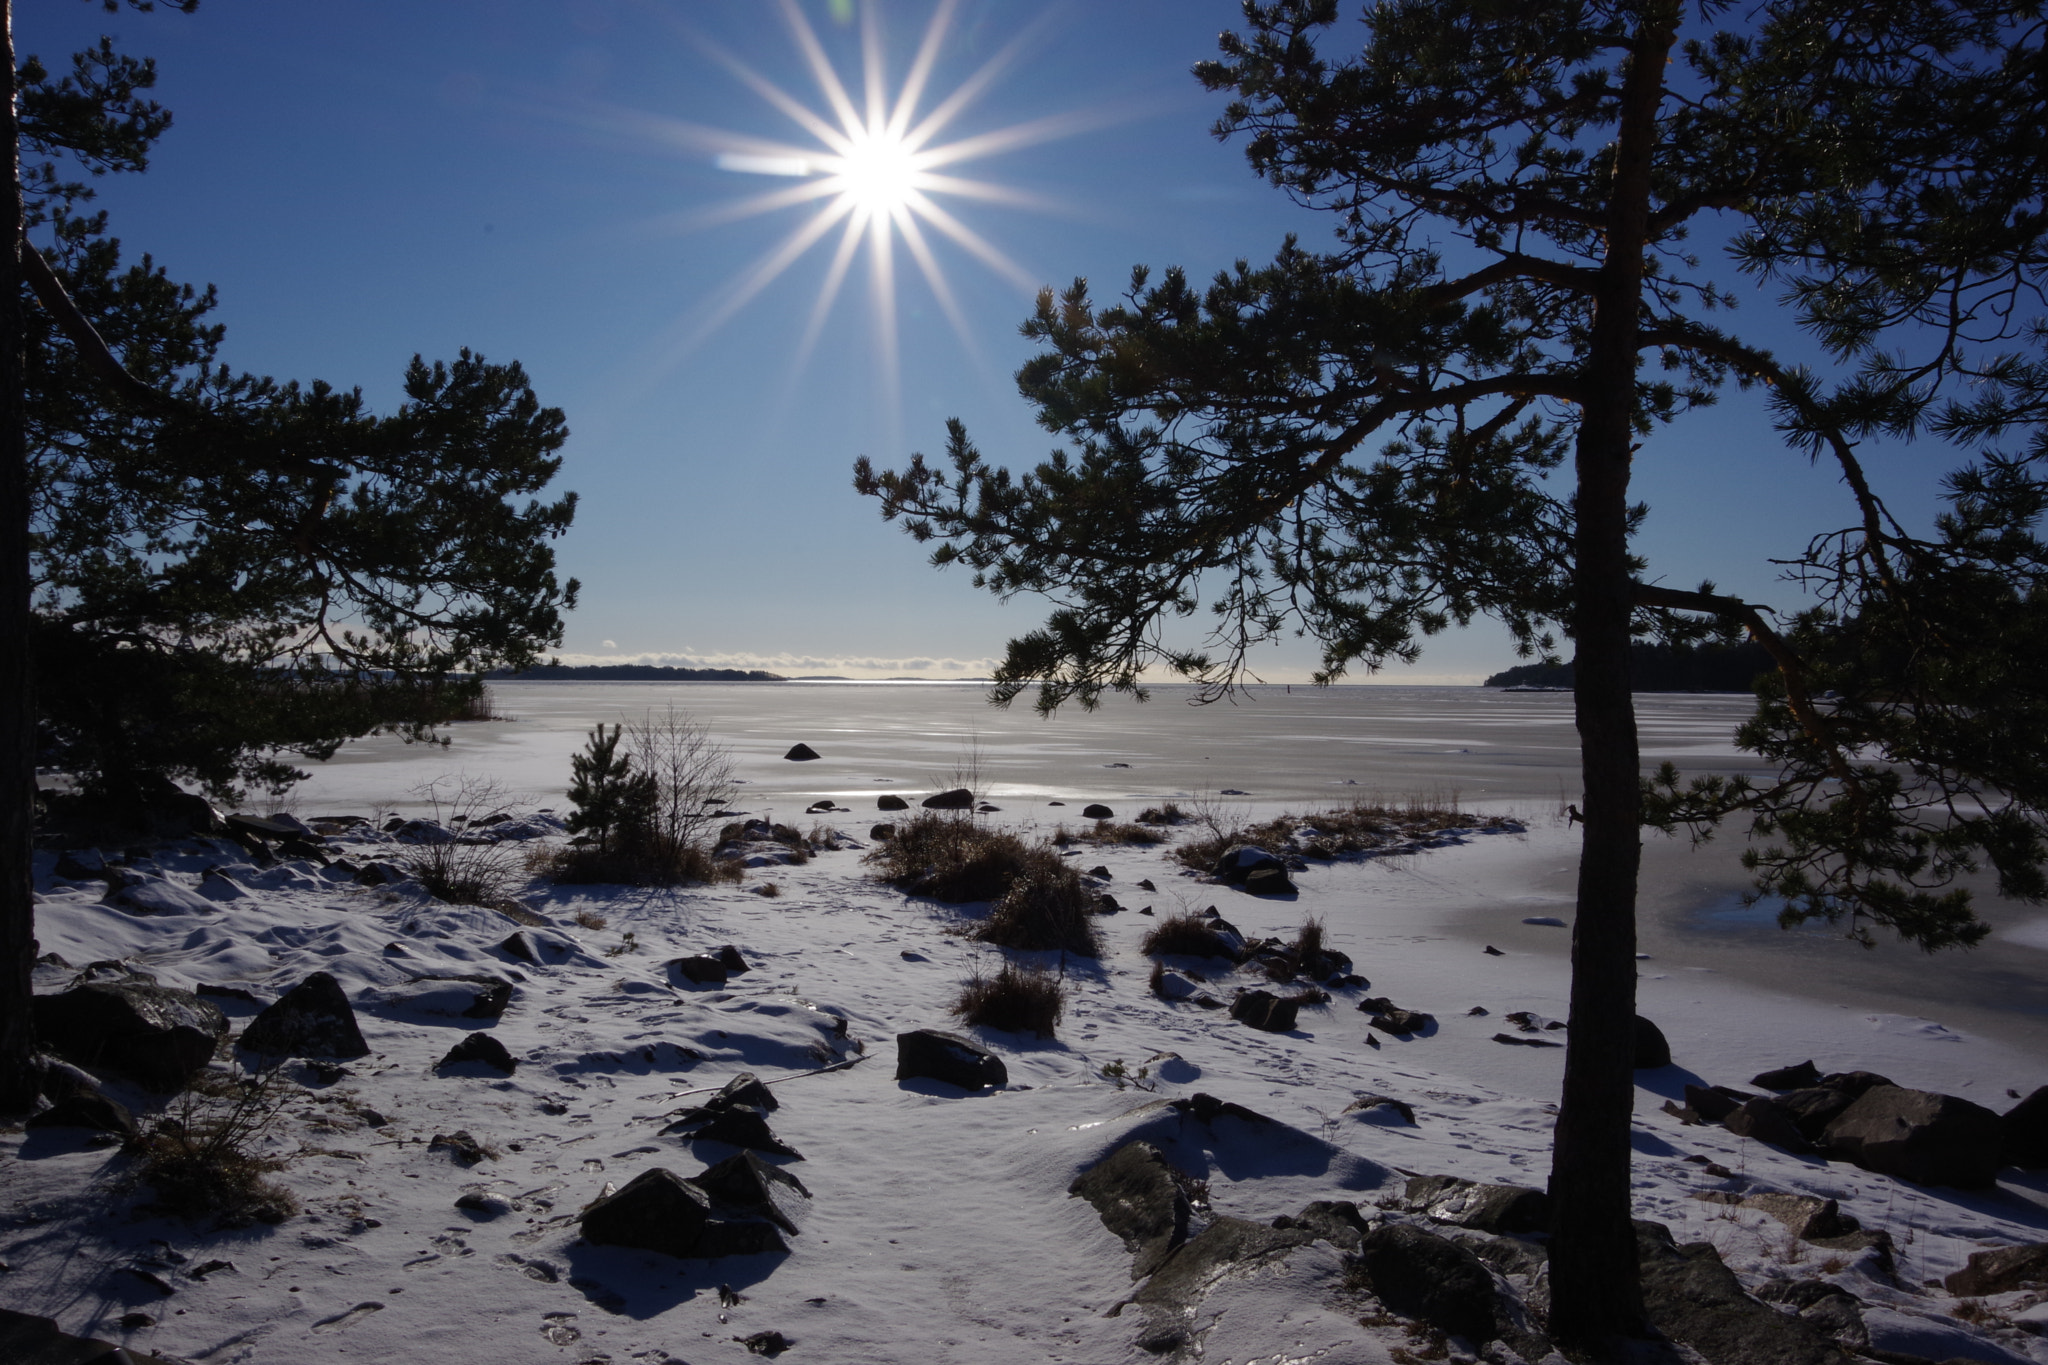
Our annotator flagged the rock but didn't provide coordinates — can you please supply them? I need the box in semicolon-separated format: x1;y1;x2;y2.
694;1150;811;1234
1069;1140;1192;1279
53;848;112;881
877;794;909;811
1723;1096;1814;1153
393;818;456;845
1229;989;1299;1033
1242;865;1297;896
32;982;226;1092
1086;865;1111;879
455;1191;516;1220
1752;1059;1823;1091
895;1028;1006;1089
429;1130;490;1164
1491;1032;1561;1047
462;980;513;1019
668;954;729;986
1082;803;1114;819
921;788;973;810
1271;1199;1371;1251
662;1104;802;1158
238;971;370;1059
1684;1083;1756;1124
195;870;249;902
869;822;895;841
2004;1086;2048;1169
34;1054;100;1102
581;1168;713;1257
1342;1094;1417;1125
1817;1069;1893;1098
225;812;304;840
499;931;538;964
1400;1174;1550;1235
1636;1221;1850;1364
783;743;821;761
1945;1242;2048;1296
1127;1217;1317;1353
1213;844;1284;884
354;860;412;887
0;1307;147;1365
715;945;751;975
1361;999;1434;1035
103;873;217;917
1634;1014;1671;1068
736;1330;791;1356
1822;1085;2004;1188
1697;1191;1862;1242
438;1032;516;1074
1353;1222;1501;1345
25;1092;137;1138
1771;1085;1864;1142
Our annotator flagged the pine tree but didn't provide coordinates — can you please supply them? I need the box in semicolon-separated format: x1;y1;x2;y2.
566;725;655;856
858;0;2047;1344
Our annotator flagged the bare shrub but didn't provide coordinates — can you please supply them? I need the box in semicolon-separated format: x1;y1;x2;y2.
952;961;1066;1036
624;705;736;853
1141;912;1237;960
537;708;736;888
573;908;608;931
980;862;1102;956
401;776;527;909
449;684;500;722
134;1067;298;1224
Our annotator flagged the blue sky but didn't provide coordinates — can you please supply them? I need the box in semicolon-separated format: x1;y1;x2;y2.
22;0;1965;684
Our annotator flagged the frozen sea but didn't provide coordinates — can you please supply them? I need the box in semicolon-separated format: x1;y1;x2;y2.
284;680;2048;1053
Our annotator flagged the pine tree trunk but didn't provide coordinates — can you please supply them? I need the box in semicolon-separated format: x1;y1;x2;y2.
0;0;37;1114
1544;3;1678;1346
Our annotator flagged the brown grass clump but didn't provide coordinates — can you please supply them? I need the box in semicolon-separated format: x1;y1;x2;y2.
753;881;782;898
134;1069;298;1225
864;812;1043;902
1137;802;1188;825
1141;913;1238;960
1173;794;1506;871
573;908;609;931
979;862;1103;957
952;961;1066;1036
532;839;740;887
1085;821;1164;846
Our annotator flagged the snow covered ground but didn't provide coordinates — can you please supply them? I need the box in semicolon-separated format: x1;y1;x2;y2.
9;687;2048;1363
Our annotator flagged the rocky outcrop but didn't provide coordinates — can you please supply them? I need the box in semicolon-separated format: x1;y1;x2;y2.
1070;1141;1193;1279
1352;1222;1504;1346
895;1029;1006;1089
579;1167;788;1260
437;1032;516;1074
33;982;226;1092
1397;1175;1550;1235
238;971;370;1059
1228;989;1299;1033
921;788;973;810
1636;1221;1851;1364
2003;1085;2048;1169
1945;1242;2048;1297
1822;1085;2004;1188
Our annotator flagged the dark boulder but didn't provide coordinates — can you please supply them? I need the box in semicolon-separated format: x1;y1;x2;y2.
1822;1085;2004;1187
895;1028;1006;1089
1127;1217;1317;1354
1400;1175;1550;1235
870;823;895;841
669;954;730;986
1722;1096;1813;1153
33;982;226;1092
1361;999;1434;1035
581;1167;715;1257
1353;1222;1501;1345
694;1150;811;1234
1752;1059;1823;1091
1213;845;1284;884
1230;989;1300;1033
1634;1014;1672;1068
0;1307;147;1365
715;944;752;975
1082;803;1114;819
499;931;538;964
1272;1199;1371;1251
804;799;835;814
662;1104;802;1158
1242;865;1297;896
238;971;370;1059
877;794;909;811
1683;1083;1756;1125
1775;1085;1863;1142
1817;1069;1893;1098
2003;1086;2048;1169
1944;1242;2048;1297
462;980;513;1020
921;788;973;810
1636;1221;1849;1365
437;1031;516;1074
1069;1140;1191;1279
783;743;821;761
26;1092;137;1138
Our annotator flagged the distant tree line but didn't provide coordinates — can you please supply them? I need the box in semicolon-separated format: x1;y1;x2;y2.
1484;642;1775;692
486;664;785;682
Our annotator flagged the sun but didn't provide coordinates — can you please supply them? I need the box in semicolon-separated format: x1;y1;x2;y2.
609;0;1114;434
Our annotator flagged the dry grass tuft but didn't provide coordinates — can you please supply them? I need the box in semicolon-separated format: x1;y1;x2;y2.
865;812;1101;956
1174;793;1504;871
573;908;609;931
1084;821;1164;846
134;1068;298;1225
1137;802;1188;825
753;881;782;898
979;863;1102;957
532;839;739;887
952;961;1066;1036
1140;912;1238;960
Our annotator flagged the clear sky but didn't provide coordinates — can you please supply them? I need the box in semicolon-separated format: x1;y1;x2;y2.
20;0;1966;685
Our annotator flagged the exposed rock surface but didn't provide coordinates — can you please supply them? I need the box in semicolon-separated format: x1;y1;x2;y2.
437;1031;516;1074
894;1029;1006;1089
1228;989;1299;1033
921;788;973;810
238;971;370;1059
1945;1242;2048;1296
25;1093;137;1138
1821;1084;2004;1187
1069;1140;1192;1279
1398;1174;1550;1235
1353;1222;1502;1345
1752;1059;1822;1090
32;982;226;1092
1636;1221;1852;1364
2004;1085;2048;1169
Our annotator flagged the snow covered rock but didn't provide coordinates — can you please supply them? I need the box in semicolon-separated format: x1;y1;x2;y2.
1635;1221;1850;1364
1822;1084;2004;1187
1945;1242;2048;1296
1069;1140;1192;1279
1228;988;1298;1033
25;1092;137;1138
238;971;370;1059
694;1150;812;1234
1398;1174;1549;1235
32;981;226;1092
437;1032;516;1074
1213;845;1284;884
103;873;217;917
895;1028;1007;1089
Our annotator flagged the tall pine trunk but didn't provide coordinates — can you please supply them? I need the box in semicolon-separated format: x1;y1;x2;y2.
0;0;35;1114
1544;3;1677;1345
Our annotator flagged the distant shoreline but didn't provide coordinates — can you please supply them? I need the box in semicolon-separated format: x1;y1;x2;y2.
486;664;786;682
